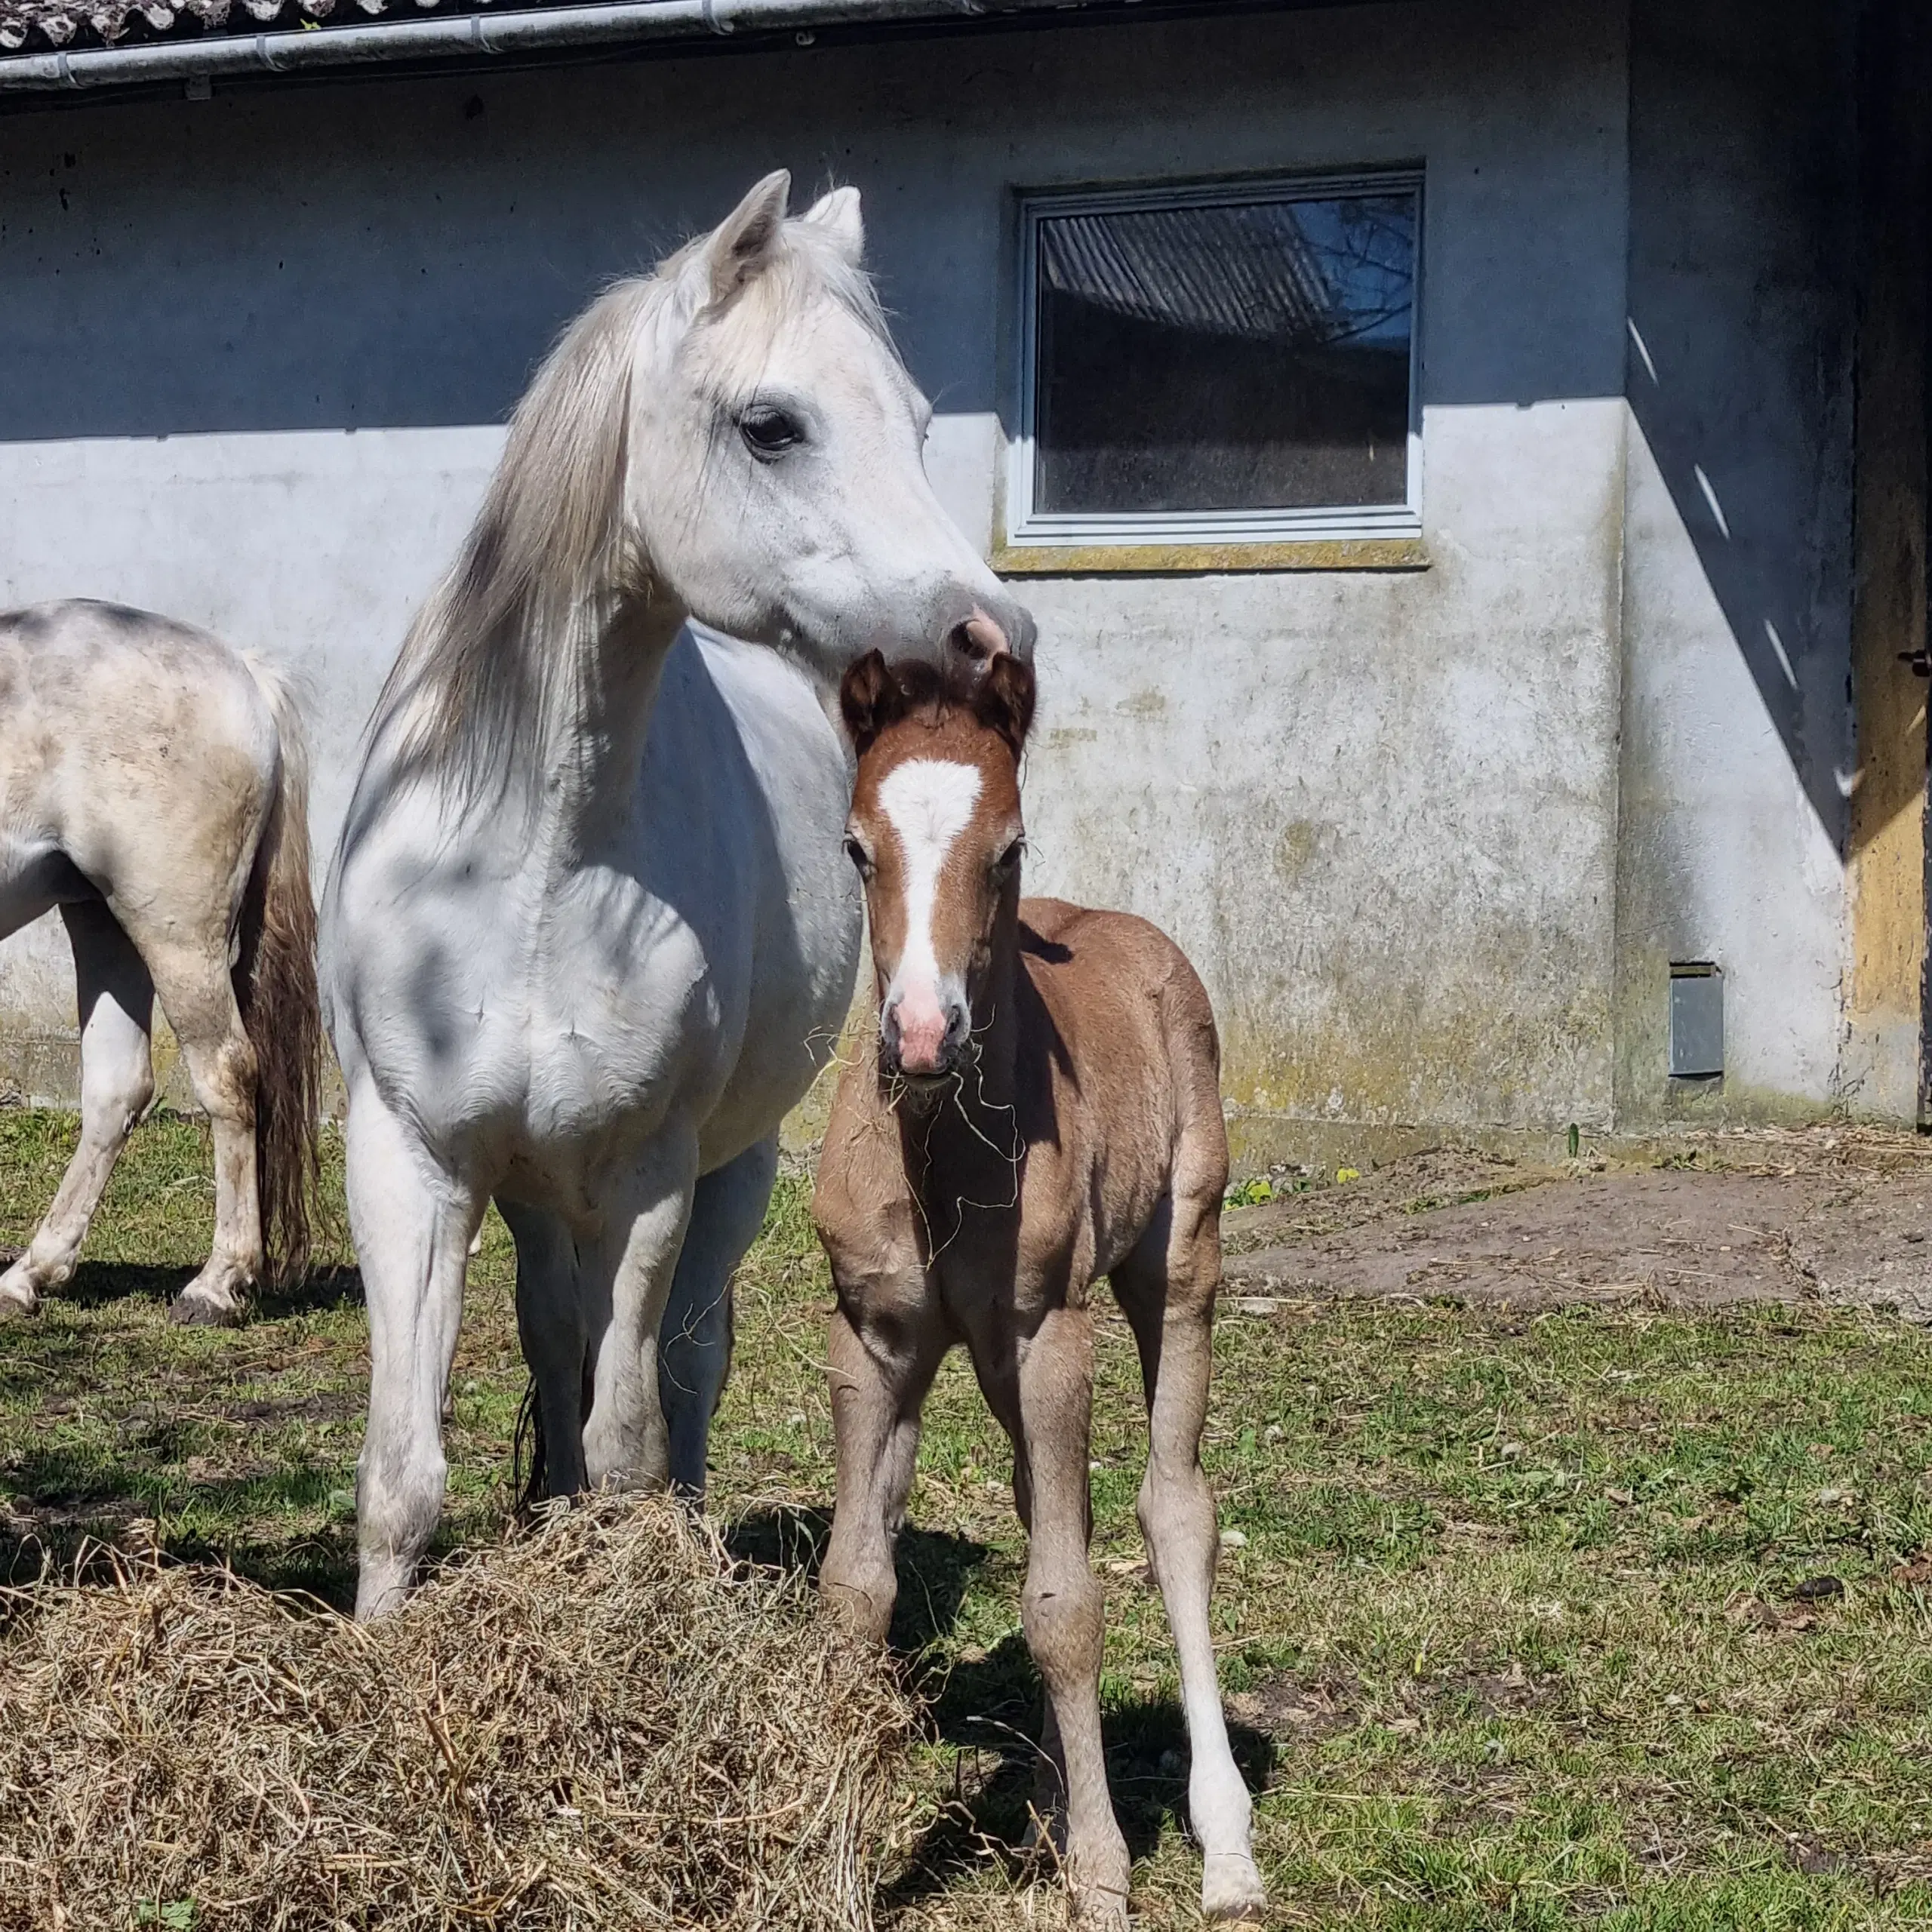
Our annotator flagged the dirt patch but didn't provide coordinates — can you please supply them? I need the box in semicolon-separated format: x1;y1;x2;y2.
1222;1148;1557;1255
1435;1661;1544;1715
1226;1674;1356;1742
1221;1130;1932;1318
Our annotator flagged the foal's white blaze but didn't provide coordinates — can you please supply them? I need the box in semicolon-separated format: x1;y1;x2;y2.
876;757;981;1070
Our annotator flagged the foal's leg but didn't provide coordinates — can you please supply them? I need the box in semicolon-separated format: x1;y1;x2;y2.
820;1277;947;1641
580;1130;701;1493
0;903;154;1315
137;935;265;1325
969;1300;1131;1927
348;1079;478;1620
658;1137;778;1499
1112;1197;1266;1921
500;1199;588;1499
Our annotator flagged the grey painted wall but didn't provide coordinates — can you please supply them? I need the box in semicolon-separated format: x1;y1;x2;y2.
0;0;1884;1149
1617;0;1859;1128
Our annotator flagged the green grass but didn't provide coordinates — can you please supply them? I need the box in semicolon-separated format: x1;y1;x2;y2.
5;1109;1932;1926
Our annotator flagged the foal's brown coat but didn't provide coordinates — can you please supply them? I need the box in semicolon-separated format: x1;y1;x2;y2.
813;654;1265;1925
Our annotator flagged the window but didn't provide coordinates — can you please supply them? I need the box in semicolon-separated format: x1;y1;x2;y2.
1004;172;1422;558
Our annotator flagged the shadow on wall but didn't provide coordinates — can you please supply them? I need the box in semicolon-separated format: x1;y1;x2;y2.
1621;0;1859;847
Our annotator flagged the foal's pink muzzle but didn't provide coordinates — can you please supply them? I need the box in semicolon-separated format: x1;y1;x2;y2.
882;988;970;1079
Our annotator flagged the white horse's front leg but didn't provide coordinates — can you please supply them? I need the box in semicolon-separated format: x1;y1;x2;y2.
581;1131;700;1493
346;1079;478;1620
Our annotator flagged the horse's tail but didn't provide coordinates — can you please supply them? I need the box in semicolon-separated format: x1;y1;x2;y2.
235;652;323;1287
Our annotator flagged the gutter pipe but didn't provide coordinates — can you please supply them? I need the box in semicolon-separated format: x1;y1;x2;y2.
0;0;1185;93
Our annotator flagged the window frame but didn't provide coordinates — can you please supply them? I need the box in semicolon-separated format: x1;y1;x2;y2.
1001;168;1426;568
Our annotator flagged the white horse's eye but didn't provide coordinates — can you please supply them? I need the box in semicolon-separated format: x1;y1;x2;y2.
740;405;804;460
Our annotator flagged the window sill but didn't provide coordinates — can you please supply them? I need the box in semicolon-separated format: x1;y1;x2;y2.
990;536;1431;577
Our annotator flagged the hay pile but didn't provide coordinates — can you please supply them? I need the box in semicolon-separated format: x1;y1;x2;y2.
0;1500;917;1930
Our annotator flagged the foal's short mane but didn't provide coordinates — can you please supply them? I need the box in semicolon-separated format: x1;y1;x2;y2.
844;650;1037;765
879;656;992;721
370;224;897;809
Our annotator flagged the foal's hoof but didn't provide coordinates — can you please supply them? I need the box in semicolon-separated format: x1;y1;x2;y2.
0;1285;38;1320
168;1289;244;1328
1201;1852;1269;1921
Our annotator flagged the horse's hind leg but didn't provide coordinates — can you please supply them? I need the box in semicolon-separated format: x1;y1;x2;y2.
136;937;263;1325
0;903;154;1315
658;1137;779;1499
348;1078;478;1619
500;1198;588;1499
1112;1195;1266;1921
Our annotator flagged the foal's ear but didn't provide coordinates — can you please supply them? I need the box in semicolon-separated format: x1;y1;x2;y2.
801;184;865;267
977;652;1036;761
840;650;903;756
702;170;792;309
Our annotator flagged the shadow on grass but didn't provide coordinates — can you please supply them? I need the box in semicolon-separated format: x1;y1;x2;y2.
41;1260;363;1319
255;1264;365;1320
724;1506;993;1654
1;1447;361;1603
885;1630;1277;1911
53;1261;197;1309
731;1504;1277;1906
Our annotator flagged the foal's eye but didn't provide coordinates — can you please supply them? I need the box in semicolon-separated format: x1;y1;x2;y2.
740;405;804;460
843;835;874;878
992;838;1025;878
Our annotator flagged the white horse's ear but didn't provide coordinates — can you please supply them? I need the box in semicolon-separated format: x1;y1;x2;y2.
801;184;865;266
702;170;792;308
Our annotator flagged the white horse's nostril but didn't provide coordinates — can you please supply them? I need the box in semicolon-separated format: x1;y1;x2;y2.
951;611;1008;664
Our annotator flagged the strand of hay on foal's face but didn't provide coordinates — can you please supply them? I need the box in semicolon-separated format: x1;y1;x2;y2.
0;1500;915;1931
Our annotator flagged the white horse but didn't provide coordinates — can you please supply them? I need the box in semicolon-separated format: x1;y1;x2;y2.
0;601;321;1323
324;172;1033;1619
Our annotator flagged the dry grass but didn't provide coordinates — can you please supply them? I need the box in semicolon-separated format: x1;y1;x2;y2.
0;1497;918;1932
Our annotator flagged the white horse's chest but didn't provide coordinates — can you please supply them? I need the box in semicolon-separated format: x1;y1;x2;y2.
413;857;737;1149
327;632;857;1202
528;869;727;1091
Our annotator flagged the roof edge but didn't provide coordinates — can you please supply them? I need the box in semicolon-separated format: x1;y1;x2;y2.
0;0;1321;94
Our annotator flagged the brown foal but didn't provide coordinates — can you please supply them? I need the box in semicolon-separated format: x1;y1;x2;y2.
812;651;1266;1925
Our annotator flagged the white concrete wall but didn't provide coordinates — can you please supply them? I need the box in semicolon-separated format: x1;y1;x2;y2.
0;0;1875;1143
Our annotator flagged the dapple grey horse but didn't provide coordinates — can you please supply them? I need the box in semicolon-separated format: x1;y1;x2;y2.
0;601;319;1324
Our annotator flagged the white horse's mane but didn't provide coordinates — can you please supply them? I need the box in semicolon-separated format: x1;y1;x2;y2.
371;223;897;806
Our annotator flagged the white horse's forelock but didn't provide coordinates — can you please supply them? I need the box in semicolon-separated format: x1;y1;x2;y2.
369;222;898;812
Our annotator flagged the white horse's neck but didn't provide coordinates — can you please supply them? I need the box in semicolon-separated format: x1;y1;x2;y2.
523;580;689;860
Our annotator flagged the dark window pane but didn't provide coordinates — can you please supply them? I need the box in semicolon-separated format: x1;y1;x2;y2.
1033;192;1416;515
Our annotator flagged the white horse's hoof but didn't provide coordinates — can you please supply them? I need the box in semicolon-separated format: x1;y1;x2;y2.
0;1253;40;1316
354;1564;414;1623
168;1287;244;1328
1201;1851;1268;1920
1069;1882;1131;1930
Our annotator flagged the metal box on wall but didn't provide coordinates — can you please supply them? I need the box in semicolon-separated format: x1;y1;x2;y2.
1669;964;1723;1079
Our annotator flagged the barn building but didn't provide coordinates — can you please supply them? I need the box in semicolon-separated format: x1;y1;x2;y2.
0;0;1926;1169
